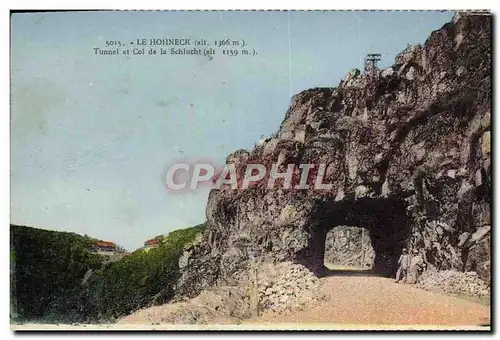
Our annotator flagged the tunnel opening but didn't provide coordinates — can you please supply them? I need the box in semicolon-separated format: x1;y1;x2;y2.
324;226;374;271
297;197;411;278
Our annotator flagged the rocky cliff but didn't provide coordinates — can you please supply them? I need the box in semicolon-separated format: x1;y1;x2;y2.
176;12;491;297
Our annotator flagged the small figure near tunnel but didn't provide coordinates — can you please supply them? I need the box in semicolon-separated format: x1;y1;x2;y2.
395;248;410;283
408;249;427;284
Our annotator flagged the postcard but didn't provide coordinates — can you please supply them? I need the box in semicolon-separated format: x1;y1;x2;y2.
10;9;491;331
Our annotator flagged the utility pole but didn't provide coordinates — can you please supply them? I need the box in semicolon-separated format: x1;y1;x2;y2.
364;53;382;75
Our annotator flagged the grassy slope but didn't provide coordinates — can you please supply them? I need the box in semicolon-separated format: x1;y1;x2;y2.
84;223;206;321
10;223;206;323
10;224;104;320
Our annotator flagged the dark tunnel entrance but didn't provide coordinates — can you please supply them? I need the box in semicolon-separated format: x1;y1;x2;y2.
297;197;411;277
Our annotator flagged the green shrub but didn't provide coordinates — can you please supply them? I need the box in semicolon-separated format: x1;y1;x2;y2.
83;222;206;321
10;225;104;320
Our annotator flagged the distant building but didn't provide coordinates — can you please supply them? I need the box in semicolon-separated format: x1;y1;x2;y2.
92;241;117;254
143;238;160;250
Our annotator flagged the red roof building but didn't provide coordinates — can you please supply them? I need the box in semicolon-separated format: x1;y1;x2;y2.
94;241;116;248
93;240;117;252
144;238;159;247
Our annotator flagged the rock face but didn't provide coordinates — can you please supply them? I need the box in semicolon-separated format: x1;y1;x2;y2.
324;226;374;268
176;13;491;297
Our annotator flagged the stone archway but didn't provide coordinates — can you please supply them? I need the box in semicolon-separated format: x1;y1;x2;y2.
297;197;411;277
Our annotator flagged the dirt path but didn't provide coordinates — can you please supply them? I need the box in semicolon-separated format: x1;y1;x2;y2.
248;273;490;328
11;276;490;330
11;266;490;331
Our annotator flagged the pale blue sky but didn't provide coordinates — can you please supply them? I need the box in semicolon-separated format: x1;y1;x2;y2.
10;11;454;250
